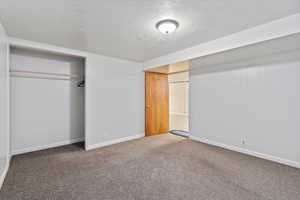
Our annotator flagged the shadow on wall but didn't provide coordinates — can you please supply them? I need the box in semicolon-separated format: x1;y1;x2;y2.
69;58;85;142
190;33;300;76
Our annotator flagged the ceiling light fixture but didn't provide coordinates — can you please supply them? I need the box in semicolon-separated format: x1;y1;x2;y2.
156;19;179;35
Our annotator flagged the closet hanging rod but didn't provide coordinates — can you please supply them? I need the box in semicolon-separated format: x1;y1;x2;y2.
10;69;83;78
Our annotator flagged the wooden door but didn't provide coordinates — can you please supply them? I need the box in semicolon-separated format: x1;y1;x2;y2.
145;72;169;136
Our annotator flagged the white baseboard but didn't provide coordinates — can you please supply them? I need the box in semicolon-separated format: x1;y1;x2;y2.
86;133;145;151
12;138;84;156
189;135;300;169
0;155;11;190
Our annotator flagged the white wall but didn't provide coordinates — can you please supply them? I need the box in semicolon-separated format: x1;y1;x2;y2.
85;54;144;149
10;48;85;154
0;20;9;188
190;50;300;167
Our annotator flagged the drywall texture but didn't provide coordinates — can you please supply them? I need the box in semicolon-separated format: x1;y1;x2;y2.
190;49;300;166
85;54;144;149
0;20;9;188
169;72;189;131
10;48;85;154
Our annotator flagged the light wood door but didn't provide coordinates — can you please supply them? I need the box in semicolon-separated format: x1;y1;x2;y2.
145;72;169;136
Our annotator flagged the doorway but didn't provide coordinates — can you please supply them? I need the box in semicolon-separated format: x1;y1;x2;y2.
145;61;189;137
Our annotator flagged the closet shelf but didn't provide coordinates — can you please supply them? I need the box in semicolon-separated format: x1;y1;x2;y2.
170;112;189;116
169;81;189;84
10;69;83;79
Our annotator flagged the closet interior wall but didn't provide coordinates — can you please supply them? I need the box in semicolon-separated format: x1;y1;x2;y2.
169;72;189;132
10;47;85;155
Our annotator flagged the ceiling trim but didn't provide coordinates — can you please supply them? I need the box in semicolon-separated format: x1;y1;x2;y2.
143;13;300;69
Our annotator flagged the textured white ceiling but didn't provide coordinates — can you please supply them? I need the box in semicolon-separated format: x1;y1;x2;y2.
0;0;299;62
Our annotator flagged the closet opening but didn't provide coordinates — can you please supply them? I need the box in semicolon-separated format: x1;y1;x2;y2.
145;61;190;138
9;46;86;155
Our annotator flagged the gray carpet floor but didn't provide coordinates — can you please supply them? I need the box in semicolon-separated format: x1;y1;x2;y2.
1;134;300;200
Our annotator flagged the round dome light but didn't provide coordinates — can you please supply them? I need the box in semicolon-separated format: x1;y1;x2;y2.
156;19;179;35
